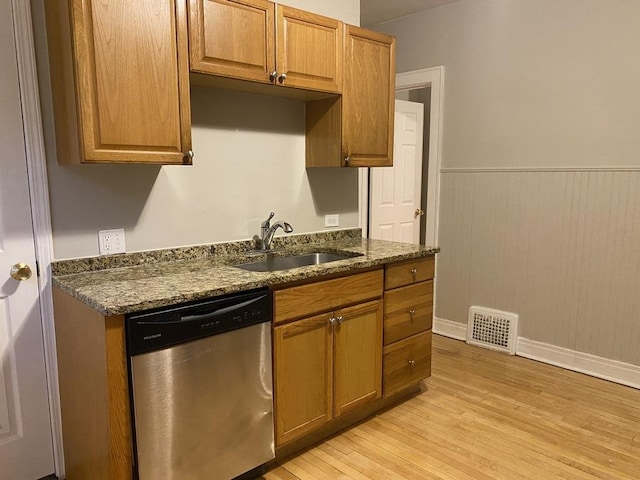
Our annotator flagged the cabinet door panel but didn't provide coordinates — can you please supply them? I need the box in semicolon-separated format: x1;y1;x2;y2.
273;313;333;446
333;300;382;417
343;26;395;167
276;6;342;93
189;0;275;83
71;0;191;163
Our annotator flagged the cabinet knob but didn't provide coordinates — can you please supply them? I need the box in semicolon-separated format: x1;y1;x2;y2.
408;360;416;367
269;70;277;82
410;268;417;278
409;309;416;316
186;150;194;160
329;317;336;326
344;156;351;166
336;315;344;324
278;72;287;84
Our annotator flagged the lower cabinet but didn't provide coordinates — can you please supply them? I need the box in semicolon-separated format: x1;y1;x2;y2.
383;330;432;397
272;270;383;446
272;256;435;450
383;255;435;397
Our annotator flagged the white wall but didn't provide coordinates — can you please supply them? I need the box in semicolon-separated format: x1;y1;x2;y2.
32;0;359;260
375;0;640;366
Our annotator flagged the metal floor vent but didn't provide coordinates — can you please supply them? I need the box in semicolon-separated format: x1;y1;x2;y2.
467;306;518;355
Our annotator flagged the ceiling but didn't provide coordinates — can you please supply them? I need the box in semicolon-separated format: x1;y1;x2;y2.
360;0;459;26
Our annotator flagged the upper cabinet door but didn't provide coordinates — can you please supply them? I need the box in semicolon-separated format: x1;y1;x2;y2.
189;0;275;83
342;25;396;167
275;5;343;93
46;0;192;164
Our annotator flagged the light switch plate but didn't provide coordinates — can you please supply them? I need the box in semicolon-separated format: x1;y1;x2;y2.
325;214;339;228
98;229;126;255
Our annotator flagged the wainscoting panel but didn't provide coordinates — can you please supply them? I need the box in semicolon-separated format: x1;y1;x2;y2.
436;170;640;366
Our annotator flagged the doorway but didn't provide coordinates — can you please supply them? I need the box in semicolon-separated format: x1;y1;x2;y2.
1;1;55;478
369;98;425;243
366;67;444;247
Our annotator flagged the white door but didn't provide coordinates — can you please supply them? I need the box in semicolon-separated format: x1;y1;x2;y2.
0;1;55;478
369;99;424;244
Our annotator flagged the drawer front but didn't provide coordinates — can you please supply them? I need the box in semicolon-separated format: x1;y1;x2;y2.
385;256;435;290
274;269;383;324
383;280;433;345
383;331;432;398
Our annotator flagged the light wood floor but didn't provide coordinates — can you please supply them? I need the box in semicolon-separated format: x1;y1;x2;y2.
263;335;640;480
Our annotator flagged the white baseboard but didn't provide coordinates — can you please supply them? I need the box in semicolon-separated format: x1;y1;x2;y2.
433;317;467;340
433;318;640;390
516;338;640;390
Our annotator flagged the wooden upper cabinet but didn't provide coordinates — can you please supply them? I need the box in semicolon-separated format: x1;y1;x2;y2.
188;0;343;93
189;0;275;84
306;25;396;168
275;5;343;93
45;0;192;165
342;26;395;167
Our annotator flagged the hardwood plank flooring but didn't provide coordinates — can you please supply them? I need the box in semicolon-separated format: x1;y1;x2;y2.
263;335;640;479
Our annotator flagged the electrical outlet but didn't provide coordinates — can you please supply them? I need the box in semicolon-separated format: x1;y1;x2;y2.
98;229;126;255
325;214;340;228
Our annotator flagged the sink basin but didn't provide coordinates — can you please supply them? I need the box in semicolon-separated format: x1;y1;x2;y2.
235;251;361;272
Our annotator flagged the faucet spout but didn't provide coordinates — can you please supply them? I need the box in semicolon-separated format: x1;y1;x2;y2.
259;213;293;251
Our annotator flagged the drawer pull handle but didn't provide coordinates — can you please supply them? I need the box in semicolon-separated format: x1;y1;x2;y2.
408;360;416;367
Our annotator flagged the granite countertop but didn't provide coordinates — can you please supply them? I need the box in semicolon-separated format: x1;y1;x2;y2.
52;230;438;316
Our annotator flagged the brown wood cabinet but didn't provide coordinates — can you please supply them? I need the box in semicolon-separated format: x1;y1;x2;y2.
53;289;132;480
44;0;192;165
189;0;343;93
272;270;383;446
382;255;435;397
306;26;396;167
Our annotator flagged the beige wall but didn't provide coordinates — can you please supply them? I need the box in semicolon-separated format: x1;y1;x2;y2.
32;0;359;260
375;0;640;365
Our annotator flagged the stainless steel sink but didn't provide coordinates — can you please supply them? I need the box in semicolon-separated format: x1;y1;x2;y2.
234;251;360;272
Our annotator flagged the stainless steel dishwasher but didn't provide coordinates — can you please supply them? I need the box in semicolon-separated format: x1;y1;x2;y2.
126;288;274;480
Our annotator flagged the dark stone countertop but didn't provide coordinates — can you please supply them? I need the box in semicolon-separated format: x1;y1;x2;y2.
52;231;438;316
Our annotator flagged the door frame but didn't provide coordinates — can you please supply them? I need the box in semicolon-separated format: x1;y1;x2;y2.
359;66;444;247
12;0;63;475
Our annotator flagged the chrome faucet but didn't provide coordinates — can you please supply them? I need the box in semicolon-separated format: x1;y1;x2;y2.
259;212;293;251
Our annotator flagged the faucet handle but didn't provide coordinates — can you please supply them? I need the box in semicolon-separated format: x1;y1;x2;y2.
261;211;275;228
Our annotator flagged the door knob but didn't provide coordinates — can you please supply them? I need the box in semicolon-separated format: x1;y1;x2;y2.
415;208;424;217
10;263;32;281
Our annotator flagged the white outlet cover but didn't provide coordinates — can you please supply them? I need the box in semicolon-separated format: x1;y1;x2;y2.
98;229;126;255
325;214;339;227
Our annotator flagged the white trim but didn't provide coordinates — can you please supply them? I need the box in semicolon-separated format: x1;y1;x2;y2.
358;168;368;238
433;317;467;341
517;338;640;390
441;166;640;174
12;0;63;476
395;66;444;248
434;319;640;390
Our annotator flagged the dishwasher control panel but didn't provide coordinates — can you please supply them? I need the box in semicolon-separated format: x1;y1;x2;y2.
126;288;271;356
